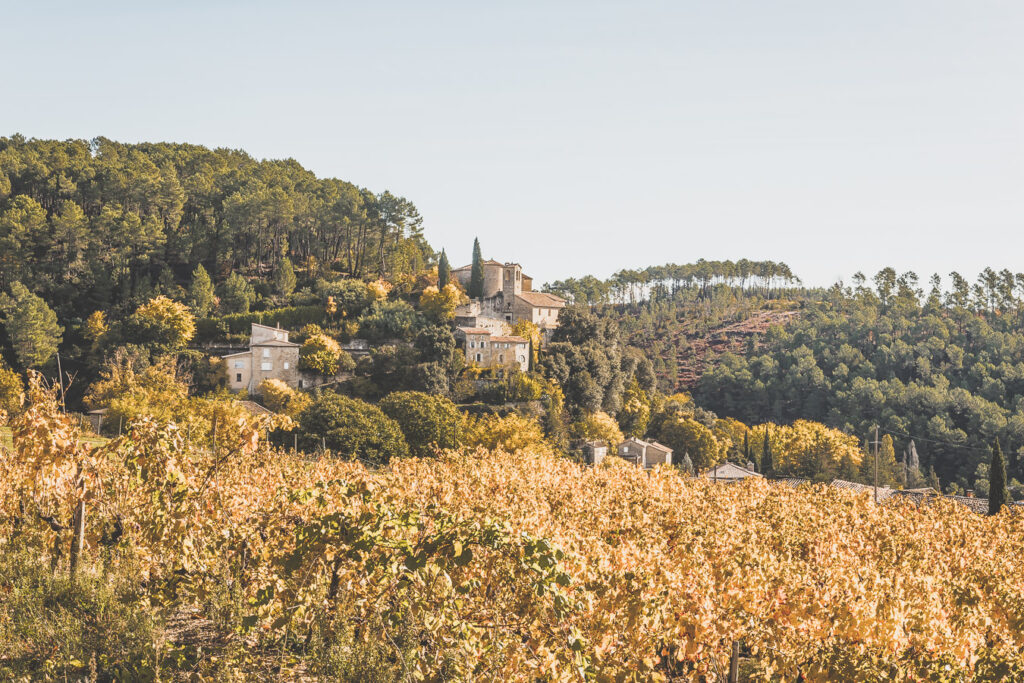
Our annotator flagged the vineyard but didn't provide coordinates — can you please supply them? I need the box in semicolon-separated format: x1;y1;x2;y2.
3;377;1024;681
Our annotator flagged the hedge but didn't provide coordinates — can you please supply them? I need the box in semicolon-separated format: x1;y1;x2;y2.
195;305;327;343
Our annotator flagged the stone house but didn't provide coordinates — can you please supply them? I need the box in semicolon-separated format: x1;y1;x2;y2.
453;260;566;335
455;327;530;372
223;323;302;393
617;438;673;468
581;440;608;466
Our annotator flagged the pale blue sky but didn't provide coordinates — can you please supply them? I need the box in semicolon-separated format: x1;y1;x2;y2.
2;1;1022;286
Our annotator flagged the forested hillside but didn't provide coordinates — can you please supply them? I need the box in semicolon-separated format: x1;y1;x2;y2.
560;263;1024;493
0;135;430;322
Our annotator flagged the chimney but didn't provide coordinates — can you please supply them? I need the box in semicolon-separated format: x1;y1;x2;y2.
966;490;974;498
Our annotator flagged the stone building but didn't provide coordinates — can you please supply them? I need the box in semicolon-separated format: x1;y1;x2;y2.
704;462;762;483
581;440;609;466
223;323;302;393
453;260;566;335
455;327;530;372
617;437;674;469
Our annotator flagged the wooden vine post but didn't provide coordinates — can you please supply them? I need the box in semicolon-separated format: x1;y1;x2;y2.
68;498;86;579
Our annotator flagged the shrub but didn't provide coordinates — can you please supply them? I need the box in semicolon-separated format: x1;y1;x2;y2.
357;300;420;342
298;392;408;463
300;334;353;376
462;413;549;453
259;378;312;418
379;391;463;457
122;296;196;354
571;411;624;447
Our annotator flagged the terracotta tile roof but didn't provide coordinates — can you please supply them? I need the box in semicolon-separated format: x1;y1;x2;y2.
516;291;566;308
251;339;300;347
454;259;504;271
705;462;762;480
489;335;527;343
457;327;491;335
830;479;897;501
238;400;274;417
647;440;673;453
946;494;989;514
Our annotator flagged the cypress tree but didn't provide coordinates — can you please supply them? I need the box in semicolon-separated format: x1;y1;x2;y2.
989;438;1009;515
437;249;451;288
187;264;215;317
273;256;297;298
762;427;773;477
469;238;484;299
743;430;752;469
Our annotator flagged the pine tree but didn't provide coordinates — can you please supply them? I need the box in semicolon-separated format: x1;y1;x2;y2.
762;427;773;477
469;238;484;299
187;264;215;318
989;438;1009;515
0;281;64;369
438;249;451;288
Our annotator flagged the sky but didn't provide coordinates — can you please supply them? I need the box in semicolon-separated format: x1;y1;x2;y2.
2;1;1023;287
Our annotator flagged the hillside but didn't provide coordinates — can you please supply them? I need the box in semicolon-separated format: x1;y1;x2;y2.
671;308;801;388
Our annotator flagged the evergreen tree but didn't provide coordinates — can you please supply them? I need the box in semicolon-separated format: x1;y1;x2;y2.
743;430;751;468
469;238;484;299
437;249;451;288
680;452;694;475
837;453;858;481
762;427;773;477
926;465;941;491
878;434;899;486
0;281;63;369
187;264;215;318
905;440;924;487
219;272;256;314
989;438;1009;515
273;257;297;298
858;446;875;485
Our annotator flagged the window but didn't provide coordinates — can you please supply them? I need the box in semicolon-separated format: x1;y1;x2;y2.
283;362;289;370
518;355;525;362
499;354;504;363
235;373;242;383
233;360;244;369
470;341;475;349
480;341;487;348
262;348;270;358
261;362;272;371
298;380;304;388
476;353;482;362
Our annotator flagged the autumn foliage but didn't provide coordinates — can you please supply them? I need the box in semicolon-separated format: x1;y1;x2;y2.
3;380;1024;680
